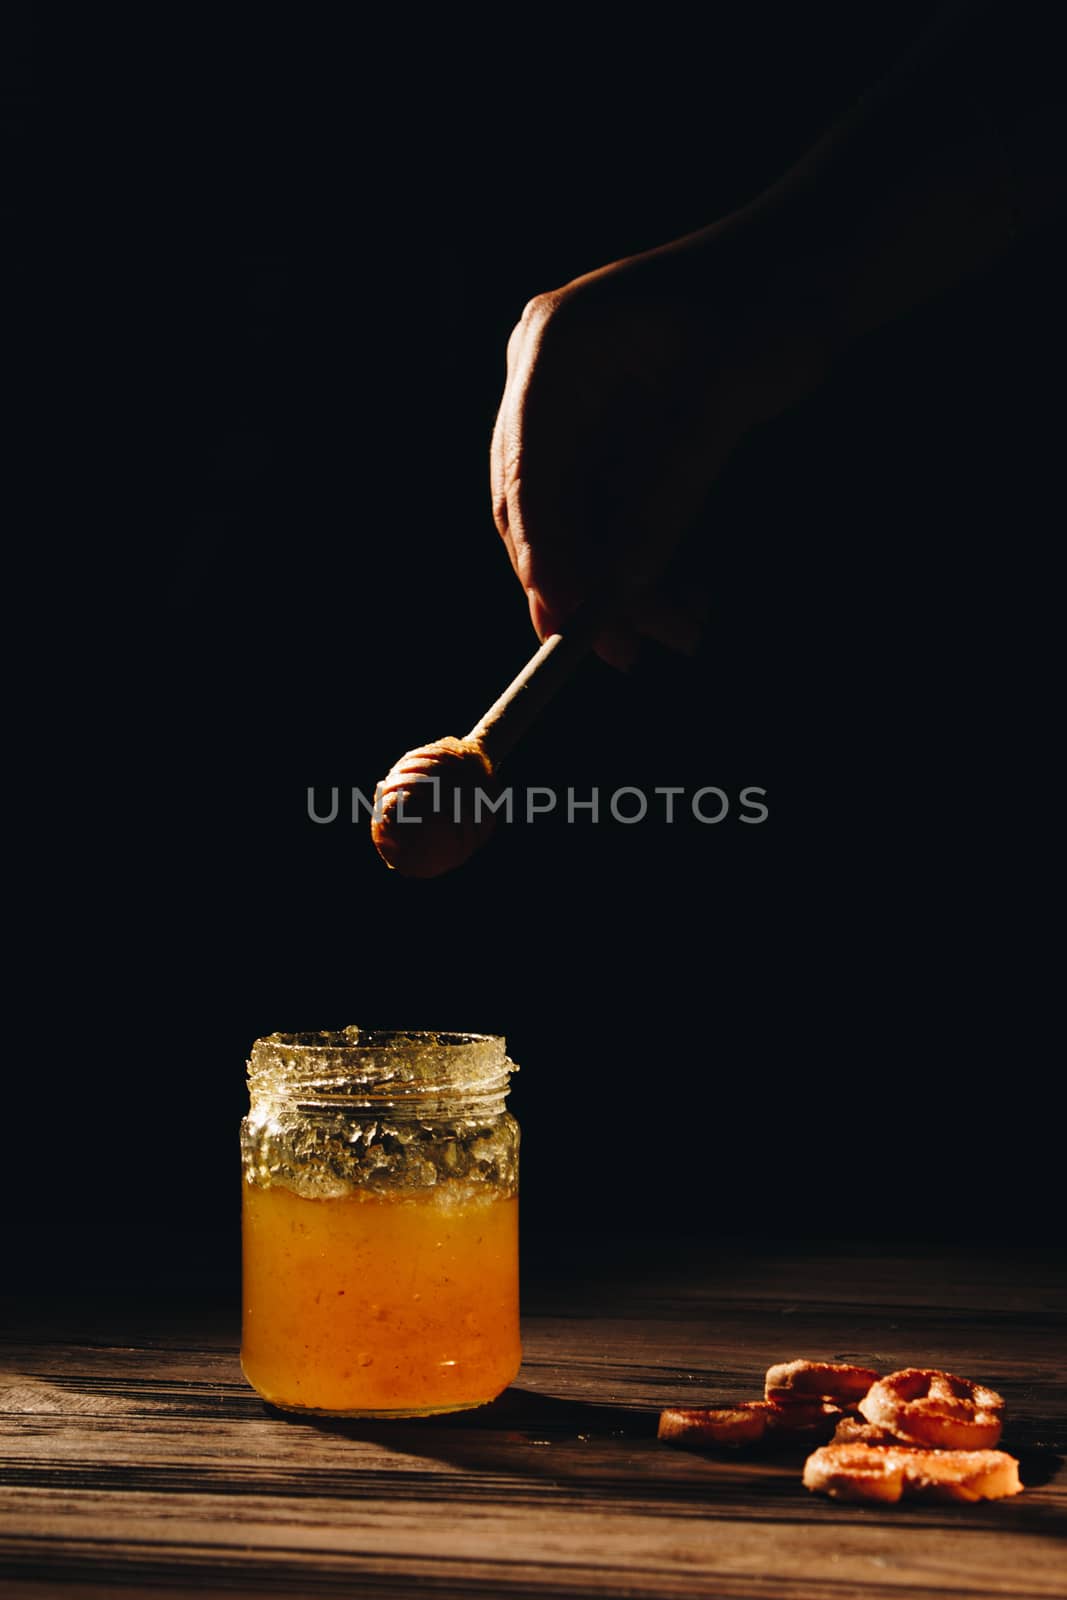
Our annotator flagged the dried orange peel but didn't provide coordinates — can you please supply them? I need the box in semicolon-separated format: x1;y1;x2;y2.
803;1442;1022;1504
858;1367;1004;1450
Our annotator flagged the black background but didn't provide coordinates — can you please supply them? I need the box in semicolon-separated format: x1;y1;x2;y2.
10;5;1062;1292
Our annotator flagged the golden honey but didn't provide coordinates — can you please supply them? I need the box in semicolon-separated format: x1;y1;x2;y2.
240;1028;520;1416
242;1183;519;1413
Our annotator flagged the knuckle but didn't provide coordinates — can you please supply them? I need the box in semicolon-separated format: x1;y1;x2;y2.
520;291;556;327
515;290;565;342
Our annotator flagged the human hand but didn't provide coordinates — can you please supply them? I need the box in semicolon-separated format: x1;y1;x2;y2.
490;233;827;666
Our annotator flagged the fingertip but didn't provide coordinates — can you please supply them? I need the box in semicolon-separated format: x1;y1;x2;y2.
526;587;555;642
637;610;705;658
633;587;711;659
594;623;642;672
527;583;581;644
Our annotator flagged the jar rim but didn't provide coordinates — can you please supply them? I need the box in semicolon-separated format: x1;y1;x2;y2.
259;1028;503;1053
247;1027;515;1108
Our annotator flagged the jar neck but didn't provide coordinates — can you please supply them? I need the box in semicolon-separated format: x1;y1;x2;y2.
247;1028;515;1121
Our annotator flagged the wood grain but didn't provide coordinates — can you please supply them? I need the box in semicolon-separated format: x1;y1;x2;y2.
2;1244;1064;1598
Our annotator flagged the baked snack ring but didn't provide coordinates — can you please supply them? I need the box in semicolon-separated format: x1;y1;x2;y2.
803;1442;911;1503
657;1404;768;1448
760;1399;842;1440
658;1399;841;1448
831;1414;902;1446
765;1359;880;1406
858;1367;1004;1450
803;1443;1022;1504
906;1448;1023;1502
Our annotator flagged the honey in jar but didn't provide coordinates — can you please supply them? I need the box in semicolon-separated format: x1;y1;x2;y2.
240;1028;520;1416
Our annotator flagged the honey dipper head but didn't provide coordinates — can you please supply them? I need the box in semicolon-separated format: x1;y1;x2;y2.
371;736;499;878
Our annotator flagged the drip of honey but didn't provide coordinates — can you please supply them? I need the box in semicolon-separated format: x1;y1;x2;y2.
241;1181;520;1415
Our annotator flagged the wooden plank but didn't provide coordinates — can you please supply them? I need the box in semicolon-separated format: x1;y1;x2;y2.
1;1249;1064;1598
1;1487;1065;1599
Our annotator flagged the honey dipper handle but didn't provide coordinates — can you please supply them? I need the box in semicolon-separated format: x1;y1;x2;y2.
466;599;604;768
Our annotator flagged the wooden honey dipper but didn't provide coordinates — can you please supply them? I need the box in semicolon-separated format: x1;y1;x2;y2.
372;602;603;878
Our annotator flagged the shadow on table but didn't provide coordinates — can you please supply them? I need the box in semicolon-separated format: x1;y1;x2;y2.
265;1384;696;1502
264;1389;1064;1532
1013;1445;1063;1491
266;1383;660;1446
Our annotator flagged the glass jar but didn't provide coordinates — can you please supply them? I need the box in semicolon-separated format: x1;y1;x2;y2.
240;1026;520;1417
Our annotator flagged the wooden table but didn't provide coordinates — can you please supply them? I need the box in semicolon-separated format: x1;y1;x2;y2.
2;1240;1064;1598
